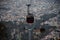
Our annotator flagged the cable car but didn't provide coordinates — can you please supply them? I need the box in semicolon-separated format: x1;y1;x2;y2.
26;13;34;23
26;4;34;23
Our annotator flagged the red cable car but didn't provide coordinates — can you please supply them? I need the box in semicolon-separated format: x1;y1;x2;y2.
26;14;34;23
58;38;60;40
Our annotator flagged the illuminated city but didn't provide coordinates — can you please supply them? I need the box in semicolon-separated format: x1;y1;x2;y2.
0;0;60;40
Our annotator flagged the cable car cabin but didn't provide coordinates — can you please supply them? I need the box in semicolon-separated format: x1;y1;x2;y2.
26;14;34;23
40;28;45;33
